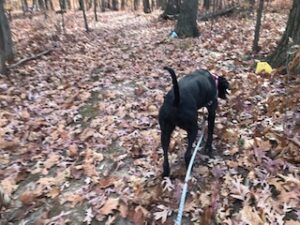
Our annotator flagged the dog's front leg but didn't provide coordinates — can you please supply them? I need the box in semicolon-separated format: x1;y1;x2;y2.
205;104;216;157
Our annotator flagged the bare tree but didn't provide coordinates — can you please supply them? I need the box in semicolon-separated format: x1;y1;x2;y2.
21;0;29;12
112;0;118;10
93;0;98;21
121;0;126;10
143;0;151;13
0;0;14;73
203;0;210;10
156;0;166;9
79;0;89;31
268;0;300;69
175;0;199;38
45;0;54;10
100;0;105;11
134;0;139;10
252;0;264;52
161;0;180;19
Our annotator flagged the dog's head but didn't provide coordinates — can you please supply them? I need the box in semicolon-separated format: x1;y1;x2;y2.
218;77;229;99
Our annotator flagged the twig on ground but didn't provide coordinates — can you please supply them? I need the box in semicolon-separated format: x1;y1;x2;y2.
8;49;52;70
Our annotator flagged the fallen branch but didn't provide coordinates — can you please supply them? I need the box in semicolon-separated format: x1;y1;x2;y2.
199;6;236;21
8;49;52;69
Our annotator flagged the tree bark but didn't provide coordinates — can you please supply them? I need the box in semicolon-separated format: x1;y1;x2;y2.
161;0;179;19
252;0;264;53
268;0;300;69
175;0;199;38
156;0;166;10
79;0;89;31
112;0;118;10
249;0;255;11
121;0;126;10
134;0;139;10
203;0;210;10
38;0;45;10
45;0;54;10
59;0;67;10
21;0;29;13
0;0;14;73
143;0;151;13
100;0;105;11
93;0;97;21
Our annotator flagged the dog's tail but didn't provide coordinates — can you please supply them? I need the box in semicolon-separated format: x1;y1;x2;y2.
163;66;180;107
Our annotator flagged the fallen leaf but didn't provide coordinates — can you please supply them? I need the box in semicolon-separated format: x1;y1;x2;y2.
99;197;119;215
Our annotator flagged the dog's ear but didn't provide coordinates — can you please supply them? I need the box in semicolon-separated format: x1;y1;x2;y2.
218;77;229;99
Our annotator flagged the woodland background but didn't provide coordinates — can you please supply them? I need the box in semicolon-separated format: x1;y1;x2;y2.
0;0;299;224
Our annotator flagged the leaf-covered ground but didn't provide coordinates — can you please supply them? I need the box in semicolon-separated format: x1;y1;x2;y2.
0;8;299;225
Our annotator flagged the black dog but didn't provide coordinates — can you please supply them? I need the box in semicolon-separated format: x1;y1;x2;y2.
159;67;229;177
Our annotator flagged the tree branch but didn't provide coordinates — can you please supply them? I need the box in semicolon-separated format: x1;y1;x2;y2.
8;49;52;69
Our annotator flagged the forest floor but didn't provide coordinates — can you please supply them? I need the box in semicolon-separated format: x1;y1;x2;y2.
0;7;299;225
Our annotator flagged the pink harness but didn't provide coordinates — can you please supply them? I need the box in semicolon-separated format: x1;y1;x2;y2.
211;73;219;87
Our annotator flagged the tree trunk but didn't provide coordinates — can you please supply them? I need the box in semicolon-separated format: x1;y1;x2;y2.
38;0;45;10
203;0;210;10
157;0;166;10
175;0;199;38
100;0;105;11
121;0;126;10
66;0;71;9
45;0;54;10
0;0;14;73
134;0;139;10
32;0;38;10
161;0;180;19
143;0;151;13
112;0;118;10
93;0;97;21
252;0;264;52
59;0;67;10
268;0;300;69
78;0;83;10
151;0;155;10
249;0;255;11
21;0;29;13
79;0;89;31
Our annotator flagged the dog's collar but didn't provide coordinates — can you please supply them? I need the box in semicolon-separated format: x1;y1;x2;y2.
206;73;219;107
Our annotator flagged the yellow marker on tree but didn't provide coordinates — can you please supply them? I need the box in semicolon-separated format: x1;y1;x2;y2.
255;62;273;74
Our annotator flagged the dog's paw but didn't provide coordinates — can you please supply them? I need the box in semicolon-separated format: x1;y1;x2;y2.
162;170;170;178
204;144;214;158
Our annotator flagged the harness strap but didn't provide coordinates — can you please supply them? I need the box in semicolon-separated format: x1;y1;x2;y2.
206;73;219;107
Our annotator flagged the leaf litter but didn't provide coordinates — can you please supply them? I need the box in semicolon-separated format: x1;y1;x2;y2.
0;8;299;225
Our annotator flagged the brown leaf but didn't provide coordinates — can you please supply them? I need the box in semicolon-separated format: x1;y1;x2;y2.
0;137;19;150
201;207;213;225
67;143;79;157
240;205;264;225
119;202;128;218
99;197;119;215
47;187;60;199
62;194;83;206
20;191;38;205
97;177;117;189
80;128;96;141
44;152;60;169
133;208;145;225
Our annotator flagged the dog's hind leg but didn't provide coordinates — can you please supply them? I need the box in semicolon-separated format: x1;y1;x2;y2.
185;125;198;170
161;124;175;177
